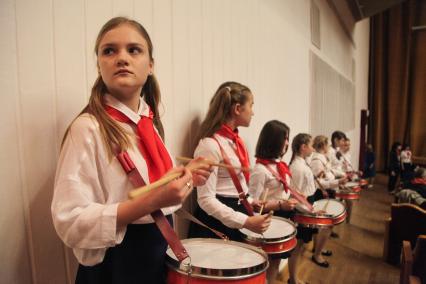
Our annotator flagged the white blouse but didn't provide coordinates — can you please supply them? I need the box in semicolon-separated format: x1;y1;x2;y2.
249;162;291;201
51;94;179;266
309;152;339;189
341;152;353;172
194;134;250;229
289;156;317;197
327;147;346;178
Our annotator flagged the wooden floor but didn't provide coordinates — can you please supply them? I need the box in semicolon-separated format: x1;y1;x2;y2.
276;178;400;284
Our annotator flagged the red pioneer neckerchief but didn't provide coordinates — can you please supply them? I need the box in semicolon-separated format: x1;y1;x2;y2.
215;124;250;183
105;105;172;183
256;158;291;193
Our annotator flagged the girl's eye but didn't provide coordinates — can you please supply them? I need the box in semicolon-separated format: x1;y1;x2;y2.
129;47;142;54
102;47;114;55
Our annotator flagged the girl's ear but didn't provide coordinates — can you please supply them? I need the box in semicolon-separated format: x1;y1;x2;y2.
149;60;154;75
232;103;242;116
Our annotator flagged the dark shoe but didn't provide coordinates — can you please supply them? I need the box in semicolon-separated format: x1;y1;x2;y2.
311;248;332;256
311;255;329;268
330;232;339;238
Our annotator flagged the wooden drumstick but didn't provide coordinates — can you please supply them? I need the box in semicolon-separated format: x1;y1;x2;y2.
259;188;269;215
176;156;251;172
322;198;330;212
128;161;203;200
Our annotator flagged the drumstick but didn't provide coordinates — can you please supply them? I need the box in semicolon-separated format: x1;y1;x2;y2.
176;156;251;172
322;198;330;212
128;161;204;199
259;188;269;215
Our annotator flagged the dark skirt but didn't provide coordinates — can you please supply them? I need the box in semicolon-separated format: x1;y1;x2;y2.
75;215;172;284
188;195;248;242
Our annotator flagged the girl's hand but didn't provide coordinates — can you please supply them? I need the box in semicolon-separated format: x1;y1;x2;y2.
243;213;272;234
187;157;212;187
251;199;265;212
280;199;298;211
155;167;193;208
338;177;348;185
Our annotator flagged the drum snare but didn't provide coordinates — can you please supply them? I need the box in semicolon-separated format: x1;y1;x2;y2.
240;216;297;255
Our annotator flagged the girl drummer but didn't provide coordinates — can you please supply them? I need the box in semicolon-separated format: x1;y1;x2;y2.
328;130;347;178
289;133;318;283
51;17;211;283
308;135;347;267
248;120;299;282
188;81;272;241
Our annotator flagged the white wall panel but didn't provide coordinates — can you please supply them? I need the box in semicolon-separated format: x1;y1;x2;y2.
0;0;33;283
152;0;174;149
134;0;153;36
15;0;67;282
85;0;113;96
112;0;134;18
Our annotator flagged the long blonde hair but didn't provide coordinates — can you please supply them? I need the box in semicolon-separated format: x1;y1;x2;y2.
62;17;164;158
196;81;252;141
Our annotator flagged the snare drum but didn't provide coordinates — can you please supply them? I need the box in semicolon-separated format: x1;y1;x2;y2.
335;188;360;200
166;238;268;284
294;199;347;228
358;179;369;189
345;181;362;193
240;216;297;255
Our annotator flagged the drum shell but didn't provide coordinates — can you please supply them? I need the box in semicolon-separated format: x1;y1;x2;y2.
167;270;266;284
294;200;347;228
335;190;360;200
293;213;334;228
240;217;297;255
166;238;268;283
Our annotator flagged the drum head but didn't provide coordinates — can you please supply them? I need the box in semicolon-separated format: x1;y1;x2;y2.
166;238;268;280
240;216;296;242
313;199;345;217
346;181;359;188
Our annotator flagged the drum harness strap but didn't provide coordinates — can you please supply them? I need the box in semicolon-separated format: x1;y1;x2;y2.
261;163;314;212
116;150;229;282
212;137;254;216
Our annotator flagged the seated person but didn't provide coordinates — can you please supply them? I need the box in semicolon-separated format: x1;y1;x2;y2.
403;167;426;199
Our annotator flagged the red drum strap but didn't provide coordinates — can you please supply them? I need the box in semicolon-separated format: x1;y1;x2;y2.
212;137;254;216
116;151;189;262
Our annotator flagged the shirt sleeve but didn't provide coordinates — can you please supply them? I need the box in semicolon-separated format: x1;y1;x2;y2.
51;116;126;250
248;165;267;200
194;138;248;228
310;158;339;189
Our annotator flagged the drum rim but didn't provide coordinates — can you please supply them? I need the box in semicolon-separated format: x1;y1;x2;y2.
166;238;269;280
240;216;297;243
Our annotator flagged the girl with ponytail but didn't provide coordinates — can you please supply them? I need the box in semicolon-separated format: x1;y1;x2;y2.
188;81;272;241
51;17;211;283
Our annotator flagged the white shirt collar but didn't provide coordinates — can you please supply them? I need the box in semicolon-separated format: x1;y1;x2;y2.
104;94;150;124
